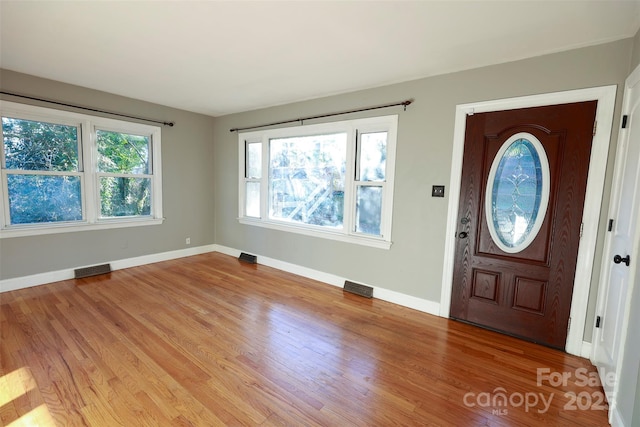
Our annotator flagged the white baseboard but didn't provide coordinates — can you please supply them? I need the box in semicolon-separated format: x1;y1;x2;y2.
214;244;441;316
0;268;75;293
2;243;441;318
0;244;217;293
110;244;217;271
581;341;593;359
610;405;624;427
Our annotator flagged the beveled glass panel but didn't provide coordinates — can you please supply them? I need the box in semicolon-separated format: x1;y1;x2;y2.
488;137;548;251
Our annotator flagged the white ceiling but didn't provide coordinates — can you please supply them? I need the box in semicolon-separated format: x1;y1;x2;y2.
1;1;639;117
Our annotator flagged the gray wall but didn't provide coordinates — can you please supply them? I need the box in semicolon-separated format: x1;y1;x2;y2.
213;38;634;343
631;27;640;70
0;70;216;279
1;38;636;346
2;32;638;424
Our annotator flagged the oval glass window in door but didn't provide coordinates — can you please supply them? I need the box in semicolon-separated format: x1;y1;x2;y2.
485;132;550;253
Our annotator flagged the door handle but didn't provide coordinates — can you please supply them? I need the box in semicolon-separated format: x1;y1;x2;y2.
458;231;468;239
613;254;631;266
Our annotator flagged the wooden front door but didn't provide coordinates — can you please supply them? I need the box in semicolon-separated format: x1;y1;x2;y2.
450;101;598;349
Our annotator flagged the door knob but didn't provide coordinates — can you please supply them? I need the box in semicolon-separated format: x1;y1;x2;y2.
458;231;469;239
613;254;630;266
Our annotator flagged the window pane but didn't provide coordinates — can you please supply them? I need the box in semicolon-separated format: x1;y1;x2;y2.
7;174;82;224
356;185;382;236
97;130;149;174
245;181;260;217
2;117;79;171
100;177;151;217
269;133;346;228
359;132;387;181
246;142;261;179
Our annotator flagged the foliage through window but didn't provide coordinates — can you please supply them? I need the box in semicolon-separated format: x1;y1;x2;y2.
2;117;83;224
239;115;397;249
0;101;163;237
97;130;152;217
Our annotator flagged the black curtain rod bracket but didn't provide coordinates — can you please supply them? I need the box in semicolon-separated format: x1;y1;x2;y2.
0;91;175;127
230;99;413;132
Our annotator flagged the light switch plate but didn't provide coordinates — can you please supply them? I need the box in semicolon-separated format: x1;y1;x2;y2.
432;185;445;197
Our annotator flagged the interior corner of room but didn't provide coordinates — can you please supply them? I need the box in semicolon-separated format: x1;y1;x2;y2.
1;2;640;426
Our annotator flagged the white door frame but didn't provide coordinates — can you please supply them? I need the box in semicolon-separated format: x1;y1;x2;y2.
591;64;640;427
439;86;617;356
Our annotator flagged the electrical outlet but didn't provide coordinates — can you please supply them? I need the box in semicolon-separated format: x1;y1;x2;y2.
186;237;191;245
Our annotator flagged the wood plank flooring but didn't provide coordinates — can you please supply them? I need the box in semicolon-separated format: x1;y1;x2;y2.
1;252;610;426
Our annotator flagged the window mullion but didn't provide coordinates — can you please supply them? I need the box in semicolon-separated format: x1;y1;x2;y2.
261;137;269;220
344;127;357;235
0;102;163;236
0;170;9;228
2;170;83;177
238;140;246;218
150;129;163;221
237;115;396;248
0;123;7;227
83;121;95;223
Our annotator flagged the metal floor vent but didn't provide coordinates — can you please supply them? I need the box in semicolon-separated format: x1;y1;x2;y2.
344;280;373;298
238;252;257;264
74;263;112;279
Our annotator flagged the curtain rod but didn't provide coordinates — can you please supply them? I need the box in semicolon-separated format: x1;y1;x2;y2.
0;91;175;127
229;99;413;132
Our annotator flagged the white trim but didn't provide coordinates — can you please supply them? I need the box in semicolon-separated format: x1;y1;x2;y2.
0;217;164;238
1;268;75;294
440;86;617;356
0;244;216;293
214;244;344;287
373;286;440;315
0;101;163;238
592;64;640;427
215;244;440;316
237;115;397;249
581;341;593;359
610;407;625;427
238;217;392;250
2;243;441;317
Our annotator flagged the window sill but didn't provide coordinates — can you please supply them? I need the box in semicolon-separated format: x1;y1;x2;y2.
0;217;164;239
238;217;392;250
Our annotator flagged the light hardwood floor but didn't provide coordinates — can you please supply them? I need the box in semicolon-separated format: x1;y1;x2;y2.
1;252;609;426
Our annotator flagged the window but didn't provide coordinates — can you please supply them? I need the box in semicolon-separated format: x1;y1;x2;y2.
239;115;397;249
97;129;152;218
485;132;550;253
0;101;163;237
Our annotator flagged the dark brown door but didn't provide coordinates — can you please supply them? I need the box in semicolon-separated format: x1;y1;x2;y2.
450;101;598;350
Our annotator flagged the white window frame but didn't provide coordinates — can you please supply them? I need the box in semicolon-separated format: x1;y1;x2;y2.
238;115;397;249
0;101;163;238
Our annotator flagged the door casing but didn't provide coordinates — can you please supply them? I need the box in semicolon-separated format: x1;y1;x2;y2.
592;64;640;426
440;86;617;356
